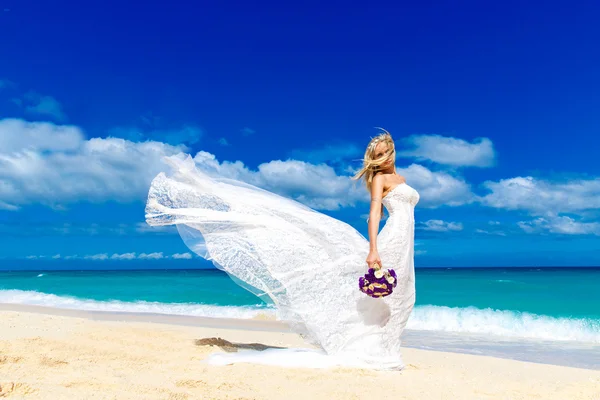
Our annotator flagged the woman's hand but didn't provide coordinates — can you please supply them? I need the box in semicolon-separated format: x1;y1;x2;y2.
366;250;382;269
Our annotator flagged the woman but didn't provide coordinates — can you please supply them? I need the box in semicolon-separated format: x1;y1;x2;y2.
354;130;412;272
145;129;419;370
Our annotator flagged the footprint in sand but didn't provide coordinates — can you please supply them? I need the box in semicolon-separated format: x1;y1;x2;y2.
0;382;37;397
175;379;208;389
167;393;189;400
0;356;23;364
0;382;15;397
39;356;69;367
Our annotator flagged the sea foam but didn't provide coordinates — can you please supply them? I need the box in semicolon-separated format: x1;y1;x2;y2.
1;289;598;343
0;289;272;319
408;305;600;343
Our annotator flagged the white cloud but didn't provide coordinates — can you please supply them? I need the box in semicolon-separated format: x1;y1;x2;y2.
22;92;67;122
111;252;137;260
518;216;600;236
190;151;475;211
398;134;495;167
397;164;474;208
25;252;190;260
108;124;203;146
192;151;368;210
475;229;507;236
171;252;192;259
419;219;463;232
218;137;230;146
0;118;475;213
0;118;185;210
84;253;109;260
0;222;173;236
479;176;600;217
135;222;177;234
0;201;19;211
138;252;164;260
53;223;127;236
0;118;82;152
1;82;65;122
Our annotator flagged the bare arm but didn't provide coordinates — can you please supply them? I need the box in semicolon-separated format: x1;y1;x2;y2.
367;174;385;255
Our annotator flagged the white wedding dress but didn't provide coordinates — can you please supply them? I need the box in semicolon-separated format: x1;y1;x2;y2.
145;154;420;370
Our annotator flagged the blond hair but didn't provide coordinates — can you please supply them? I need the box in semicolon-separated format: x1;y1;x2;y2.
352;128;396;220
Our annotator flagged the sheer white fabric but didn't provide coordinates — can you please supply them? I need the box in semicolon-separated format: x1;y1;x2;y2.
145;153;420;370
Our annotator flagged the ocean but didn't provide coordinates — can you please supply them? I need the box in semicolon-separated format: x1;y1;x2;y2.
1;261;599;369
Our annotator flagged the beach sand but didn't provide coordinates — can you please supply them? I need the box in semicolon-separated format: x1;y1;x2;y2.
0;304;598;400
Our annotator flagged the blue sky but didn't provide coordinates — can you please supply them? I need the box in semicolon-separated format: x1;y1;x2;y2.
1;1;599;267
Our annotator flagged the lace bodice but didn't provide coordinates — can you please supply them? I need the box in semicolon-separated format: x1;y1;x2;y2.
382;183;420;214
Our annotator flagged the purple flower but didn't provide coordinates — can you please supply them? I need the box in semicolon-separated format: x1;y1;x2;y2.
359;265;398;298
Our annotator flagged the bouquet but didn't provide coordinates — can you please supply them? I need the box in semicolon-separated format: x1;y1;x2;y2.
359;262;397;298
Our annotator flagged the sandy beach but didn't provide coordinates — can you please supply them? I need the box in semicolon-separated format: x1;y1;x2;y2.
0;304;598;400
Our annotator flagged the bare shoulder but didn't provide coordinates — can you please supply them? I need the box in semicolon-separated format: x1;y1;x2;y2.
372;173;387;189
372;173;386;184
370;173;386;198
374;172;398;186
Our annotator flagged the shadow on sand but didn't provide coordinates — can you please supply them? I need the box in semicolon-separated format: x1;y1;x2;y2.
194;337;286;353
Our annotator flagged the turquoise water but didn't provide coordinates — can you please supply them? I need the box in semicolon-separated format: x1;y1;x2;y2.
1;263;599;343
416;267;600;320
0;269;262;307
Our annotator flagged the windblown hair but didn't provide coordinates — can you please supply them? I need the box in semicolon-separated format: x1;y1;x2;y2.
352;128;396;221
